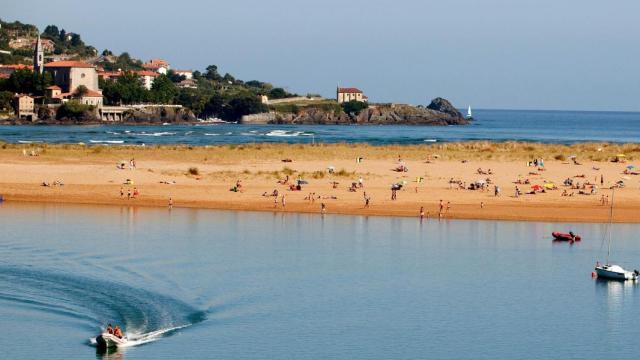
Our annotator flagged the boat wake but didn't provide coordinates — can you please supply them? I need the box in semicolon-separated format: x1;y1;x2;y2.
0;265;206;349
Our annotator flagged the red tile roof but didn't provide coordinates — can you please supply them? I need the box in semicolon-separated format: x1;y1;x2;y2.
338;87;363;94
82;90;103;97
44;60;95;68
46;85;62;90
0;73;9;79
135;70;160;77
0;64;34;70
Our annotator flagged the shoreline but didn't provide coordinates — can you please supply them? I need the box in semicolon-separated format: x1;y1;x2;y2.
3;193;638;224
1;142;639;223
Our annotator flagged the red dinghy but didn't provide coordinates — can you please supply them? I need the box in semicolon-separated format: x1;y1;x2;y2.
552;232;581;241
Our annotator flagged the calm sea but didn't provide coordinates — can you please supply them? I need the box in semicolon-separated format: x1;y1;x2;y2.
0;109;638;145
1;202;640;359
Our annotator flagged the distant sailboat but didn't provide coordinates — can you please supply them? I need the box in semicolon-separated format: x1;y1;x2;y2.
595;189;639;280
465;106;473;120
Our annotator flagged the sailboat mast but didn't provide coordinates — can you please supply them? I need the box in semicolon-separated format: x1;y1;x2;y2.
607;188;615;265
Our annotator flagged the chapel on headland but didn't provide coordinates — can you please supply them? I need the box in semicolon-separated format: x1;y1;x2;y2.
336;86;368;104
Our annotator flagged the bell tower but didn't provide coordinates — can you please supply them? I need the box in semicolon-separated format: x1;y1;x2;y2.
33;35;44;75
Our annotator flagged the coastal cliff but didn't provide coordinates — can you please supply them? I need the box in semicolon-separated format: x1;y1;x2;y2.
243;98;468;126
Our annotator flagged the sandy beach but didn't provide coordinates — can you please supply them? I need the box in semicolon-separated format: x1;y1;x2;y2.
1;142;639;223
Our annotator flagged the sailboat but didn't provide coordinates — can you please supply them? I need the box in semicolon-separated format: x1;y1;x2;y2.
595;189;639;280
465;106;473;120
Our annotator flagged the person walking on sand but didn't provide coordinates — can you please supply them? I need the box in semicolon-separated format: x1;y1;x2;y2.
600;174;604;186
281;194;286;208
365;195;370;208
321;203;326;214
274;196;278;208
168;197;173;209
120;187;124;199
420;206;425;220
481;201;484;209
127;188;131;200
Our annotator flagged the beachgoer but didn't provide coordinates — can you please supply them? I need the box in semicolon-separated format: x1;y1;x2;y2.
120;187;124;198
600;174;604;186
321;203;326;214
133;187;139;198
358;177;364;188
365;196;370;208
169;197;173;209
420;206;425;220
481;202;484;209
106;324;113;335
127;189;131;200
281;194;286;208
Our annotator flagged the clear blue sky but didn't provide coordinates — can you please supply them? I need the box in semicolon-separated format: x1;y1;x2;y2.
4;0;640;111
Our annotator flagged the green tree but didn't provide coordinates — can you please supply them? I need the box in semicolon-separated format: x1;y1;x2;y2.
204;65;221;81
7;69;35;94
56;100;94;120
224;95;267;121
176;88;208;116
342;100;368;114
74;85;89;98
43;25;60;39
203;93;225;117
70;33;83;47
0;91;13;112
150;75;177;104
268;87;288;99
102;72;148;105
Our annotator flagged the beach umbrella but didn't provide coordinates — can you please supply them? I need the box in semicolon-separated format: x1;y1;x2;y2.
531;184;543;191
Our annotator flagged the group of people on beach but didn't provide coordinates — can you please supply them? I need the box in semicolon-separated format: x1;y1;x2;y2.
120;186;139;199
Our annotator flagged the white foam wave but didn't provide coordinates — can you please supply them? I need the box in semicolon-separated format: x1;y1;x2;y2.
423;139;437;142
17;140;43;144
89;140;125;144
265;130;304;137
204;133;220;136
136;132;177;137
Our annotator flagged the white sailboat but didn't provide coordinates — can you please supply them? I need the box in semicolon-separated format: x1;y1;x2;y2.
465;106;473;119
595;189;638;280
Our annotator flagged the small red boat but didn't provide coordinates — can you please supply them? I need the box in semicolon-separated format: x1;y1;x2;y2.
552;232;581;241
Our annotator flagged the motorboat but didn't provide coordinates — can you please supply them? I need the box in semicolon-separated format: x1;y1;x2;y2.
552;232;581;241
595;264;639;281
95;333;128;348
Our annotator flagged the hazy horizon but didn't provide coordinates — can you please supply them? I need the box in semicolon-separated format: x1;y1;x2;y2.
4;0;640;112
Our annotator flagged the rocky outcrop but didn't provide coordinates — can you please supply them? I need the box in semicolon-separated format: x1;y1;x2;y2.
242;98;469;126
121;107;196;124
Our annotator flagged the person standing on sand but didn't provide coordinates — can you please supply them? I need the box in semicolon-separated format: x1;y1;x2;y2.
281;194;286;208
127;189;131;200
168;197;173;209
321;203;326;214
420;206;425;220
120;187;124;199
481;202;484;209
601;174;604;186
365;195;370;208
274;196;278;208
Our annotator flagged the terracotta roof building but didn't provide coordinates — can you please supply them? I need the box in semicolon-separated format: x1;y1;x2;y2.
337;86;367;103
44;60;100;94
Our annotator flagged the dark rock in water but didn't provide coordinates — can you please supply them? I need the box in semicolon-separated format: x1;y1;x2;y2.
426;97;463;118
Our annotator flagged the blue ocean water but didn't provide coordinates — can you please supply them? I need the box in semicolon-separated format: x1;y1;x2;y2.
1;109;638;145
2;202;640;359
